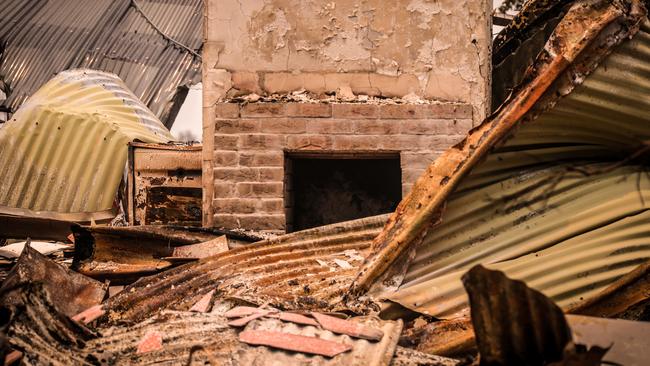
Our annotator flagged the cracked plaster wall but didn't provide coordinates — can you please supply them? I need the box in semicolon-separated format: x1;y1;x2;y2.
204;0;492;124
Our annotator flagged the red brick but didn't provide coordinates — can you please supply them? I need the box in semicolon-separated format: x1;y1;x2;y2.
237;214;285;231
214;134;239;150
236;182;284;197
286;135;334;150
213;182;235;197
400;152;439;170
212;214;242;228
238;134;284;150
213;167;258;181
354;120;400;135
448;118;473;134
407;135;464;150
215;103;240;118
213;198;259;214
260;118;306;134
239;151;284;167
398;119;449;135
401;168;426;185
378;103;473;119
260;199;284;213
378;135;431;150
213;151;239;166
331;135;383;151
425;103;473;119
332;104;379;119
215;119;259;134
305;119;353;134
259;167;284;181
286;103;332;118
402;183;414;196
379;104;423;119
241;103;286;117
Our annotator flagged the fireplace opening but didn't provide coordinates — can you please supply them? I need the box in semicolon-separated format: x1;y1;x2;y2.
285;153;402;232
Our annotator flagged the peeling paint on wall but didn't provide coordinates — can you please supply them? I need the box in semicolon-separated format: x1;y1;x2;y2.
204;0;491;124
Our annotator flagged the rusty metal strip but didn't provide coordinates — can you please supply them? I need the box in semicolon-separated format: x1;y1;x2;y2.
239;329;353;357
312;312;384;341
567;260;650;319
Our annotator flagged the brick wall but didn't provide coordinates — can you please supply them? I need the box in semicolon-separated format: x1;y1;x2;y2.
205;102;472;232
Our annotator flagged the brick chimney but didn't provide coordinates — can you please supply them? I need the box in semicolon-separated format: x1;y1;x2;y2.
203;0;492;233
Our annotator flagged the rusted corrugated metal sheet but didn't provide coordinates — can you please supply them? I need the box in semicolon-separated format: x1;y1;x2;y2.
127;142;202;226
0;69;172;222
407;260;650;358
568;260;650;320
101;215;387;324
0;214;78;241
0;0;202;126
459;266;649;366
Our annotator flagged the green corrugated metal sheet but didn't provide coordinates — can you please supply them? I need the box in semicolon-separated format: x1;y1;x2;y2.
0;69;172;221
385;19;650;318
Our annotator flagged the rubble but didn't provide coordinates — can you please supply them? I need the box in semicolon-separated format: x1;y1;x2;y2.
0;241;107;317
2;0;650;365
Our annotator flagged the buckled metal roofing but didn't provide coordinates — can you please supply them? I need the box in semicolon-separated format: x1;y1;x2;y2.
383;4;650;318
0;69;173;222
0;0;202;126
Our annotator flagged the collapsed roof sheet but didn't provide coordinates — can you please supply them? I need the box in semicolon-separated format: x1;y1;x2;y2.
0;0;202;126
0;69;172;221
383;10;650;318
101;215;387;323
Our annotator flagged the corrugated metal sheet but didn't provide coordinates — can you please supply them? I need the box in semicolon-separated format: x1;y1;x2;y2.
0;0;202;126
102;214;388;324
385;18;650;318
0;69;172;221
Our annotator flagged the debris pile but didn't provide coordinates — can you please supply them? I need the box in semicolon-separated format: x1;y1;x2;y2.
2;0;650;365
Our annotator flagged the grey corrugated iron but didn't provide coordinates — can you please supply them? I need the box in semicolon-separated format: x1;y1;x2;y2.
0;0;201;126
0;69;172;221
384;15;650;319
